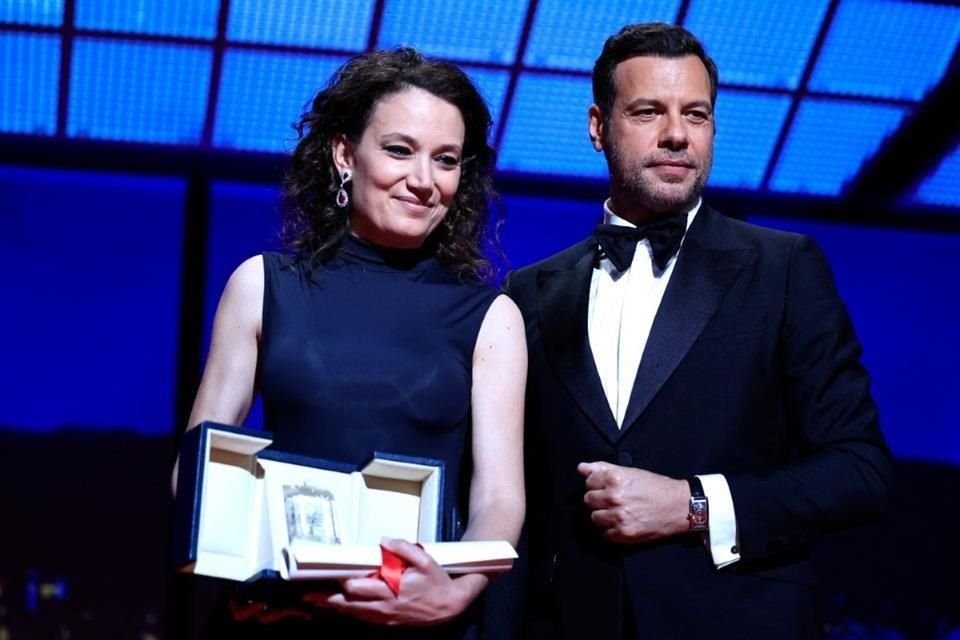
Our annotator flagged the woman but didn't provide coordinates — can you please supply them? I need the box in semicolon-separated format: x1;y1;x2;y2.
183;48;525;637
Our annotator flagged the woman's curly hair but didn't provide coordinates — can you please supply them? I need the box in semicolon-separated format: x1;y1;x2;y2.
282;47;500;282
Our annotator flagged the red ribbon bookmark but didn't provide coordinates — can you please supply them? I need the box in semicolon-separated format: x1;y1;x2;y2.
371;542;422;596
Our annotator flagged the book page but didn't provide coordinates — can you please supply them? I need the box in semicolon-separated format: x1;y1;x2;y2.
287;539;517;578
421;541;517;573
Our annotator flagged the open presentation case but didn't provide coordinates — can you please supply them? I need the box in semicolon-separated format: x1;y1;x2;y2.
172;422;516;583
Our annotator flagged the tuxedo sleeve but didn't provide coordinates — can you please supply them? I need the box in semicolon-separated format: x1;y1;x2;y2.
725;234;893;561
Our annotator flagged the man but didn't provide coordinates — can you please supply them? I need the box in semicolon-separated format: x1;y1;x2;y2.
504;23;892;639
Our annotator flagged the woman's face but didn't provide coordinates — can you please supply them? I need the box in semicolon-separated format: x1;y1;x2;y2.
333;87;466;249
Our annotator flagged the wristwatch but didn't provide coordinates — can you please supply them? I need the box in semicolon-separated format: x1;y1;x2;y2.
686;476;709;532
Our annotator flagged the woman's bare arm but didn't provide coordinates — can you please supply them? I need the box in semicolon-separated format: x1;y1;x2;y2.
171;255;264;494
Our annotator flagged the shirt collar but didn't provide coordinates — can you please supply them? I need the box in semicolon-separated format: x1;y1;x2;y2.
602;197;701;232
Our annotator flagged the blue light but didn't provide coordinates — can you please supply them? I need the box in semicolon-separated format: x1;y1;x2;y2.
810;0;960;100
0;33;59;135
377;0;528;64
685;0;829;89
711;90;791;189
68;38;211;144
0;0;63;25
501;194;603;268
0;165;186;434
25;570;37;613
75;0;219;38
463;67;510;137
770;98;908;196
907;144;960;209
746;215;960;465
214;50;347;152
498;74;607;178
227;0;373;51
524;0;680;71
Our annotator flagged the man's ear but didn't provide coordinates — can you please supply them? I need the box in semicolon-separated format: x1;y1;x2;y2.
588;104;605;152
331;133;354;173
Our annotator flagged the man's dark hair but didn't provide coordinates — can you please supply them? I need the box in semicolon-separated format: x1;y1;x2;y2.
592;23;719;115
283;47;499;282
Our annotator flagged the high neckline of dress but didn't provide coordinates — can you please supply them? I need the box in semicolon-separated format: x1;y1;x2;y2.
339;234;435;271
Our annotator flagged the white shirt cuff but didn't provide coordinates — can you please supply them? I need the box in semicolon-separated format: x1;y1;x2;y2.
697;473;740;568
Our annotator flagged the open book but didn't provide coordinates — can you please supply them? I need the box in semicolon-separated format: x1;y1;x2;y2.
284;539;517;579
173;422;517;583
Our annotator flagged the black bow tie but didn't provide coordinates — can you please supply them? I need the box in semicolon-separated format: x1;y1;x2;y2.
595;214;687;273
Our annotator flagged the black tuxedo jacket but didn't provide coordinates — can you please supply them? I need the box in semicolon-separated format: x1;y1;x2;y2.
504;205;892;639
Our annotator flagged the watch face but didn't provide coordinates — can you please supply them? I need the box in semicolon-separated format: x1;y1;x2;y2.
689;496;709;531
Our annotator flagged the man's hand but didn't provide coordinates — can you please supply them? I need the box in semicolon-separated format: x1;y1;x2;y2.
578;461;690;543
323;538;474;626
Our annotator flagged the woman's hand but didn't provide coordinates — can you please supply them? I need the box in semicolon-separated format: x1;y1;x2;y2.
323;538;477;626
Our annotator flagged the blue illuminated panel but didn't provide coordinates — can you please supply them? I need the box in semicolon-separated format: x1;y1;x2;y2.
810;0;960;100
499;74;606;178
0;166;185;434
907;144;960;209
69;39;211;143
227;0;374;51
214;50;346;152
463;67;510;136
75;0;219;38
501;194;603;268
524;0;680;70
377;0;527;64
770;98;908;196
711;90;791;189
0;0;63;25
0;33;59;135
685;0;829;89
746;216;960;465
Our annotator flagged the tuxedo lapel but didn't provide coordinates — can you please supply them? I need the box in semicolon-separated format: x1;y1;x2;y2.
537;242;621;444
619;207;754;436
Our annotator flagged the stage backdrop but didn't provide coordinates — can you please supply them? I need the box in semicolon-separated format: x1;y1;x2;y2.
1;166;958;638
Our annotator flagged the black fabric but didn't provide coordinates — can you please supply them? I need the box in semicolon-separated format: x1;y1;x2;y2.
594;212;687;272
261;236;499;541
214;235;499;639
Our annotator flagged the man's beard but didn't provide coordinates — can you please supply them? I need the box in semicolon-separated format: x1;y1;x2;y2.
606;141;712;218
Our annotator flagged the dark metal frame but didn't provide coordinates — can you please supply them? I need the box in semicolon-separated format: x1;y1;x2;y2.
1;0;954;213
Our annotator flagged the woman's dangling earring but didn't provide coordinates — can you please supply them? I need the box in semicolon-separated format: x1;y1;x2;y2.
336;170;352;208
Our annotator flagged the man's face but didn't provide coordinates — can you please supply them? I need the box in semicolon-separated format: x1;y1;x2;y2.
589;55;714;222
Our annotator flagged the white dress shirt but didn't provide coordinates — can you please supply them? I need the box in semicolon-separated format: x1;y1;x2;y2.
587;198;740;568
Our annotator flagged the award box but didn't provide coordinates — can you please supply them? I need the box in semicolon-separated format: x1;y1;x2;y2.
172;422;516;582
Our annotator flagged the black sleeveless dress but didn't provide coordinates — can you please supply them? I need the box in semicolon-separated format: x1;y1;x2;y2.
219;236;499;639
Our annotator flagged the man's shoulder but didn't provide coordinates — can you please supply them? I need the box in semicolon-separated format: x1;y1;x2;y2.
701;205;806;250
506;236;594;289
514;236;595;274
